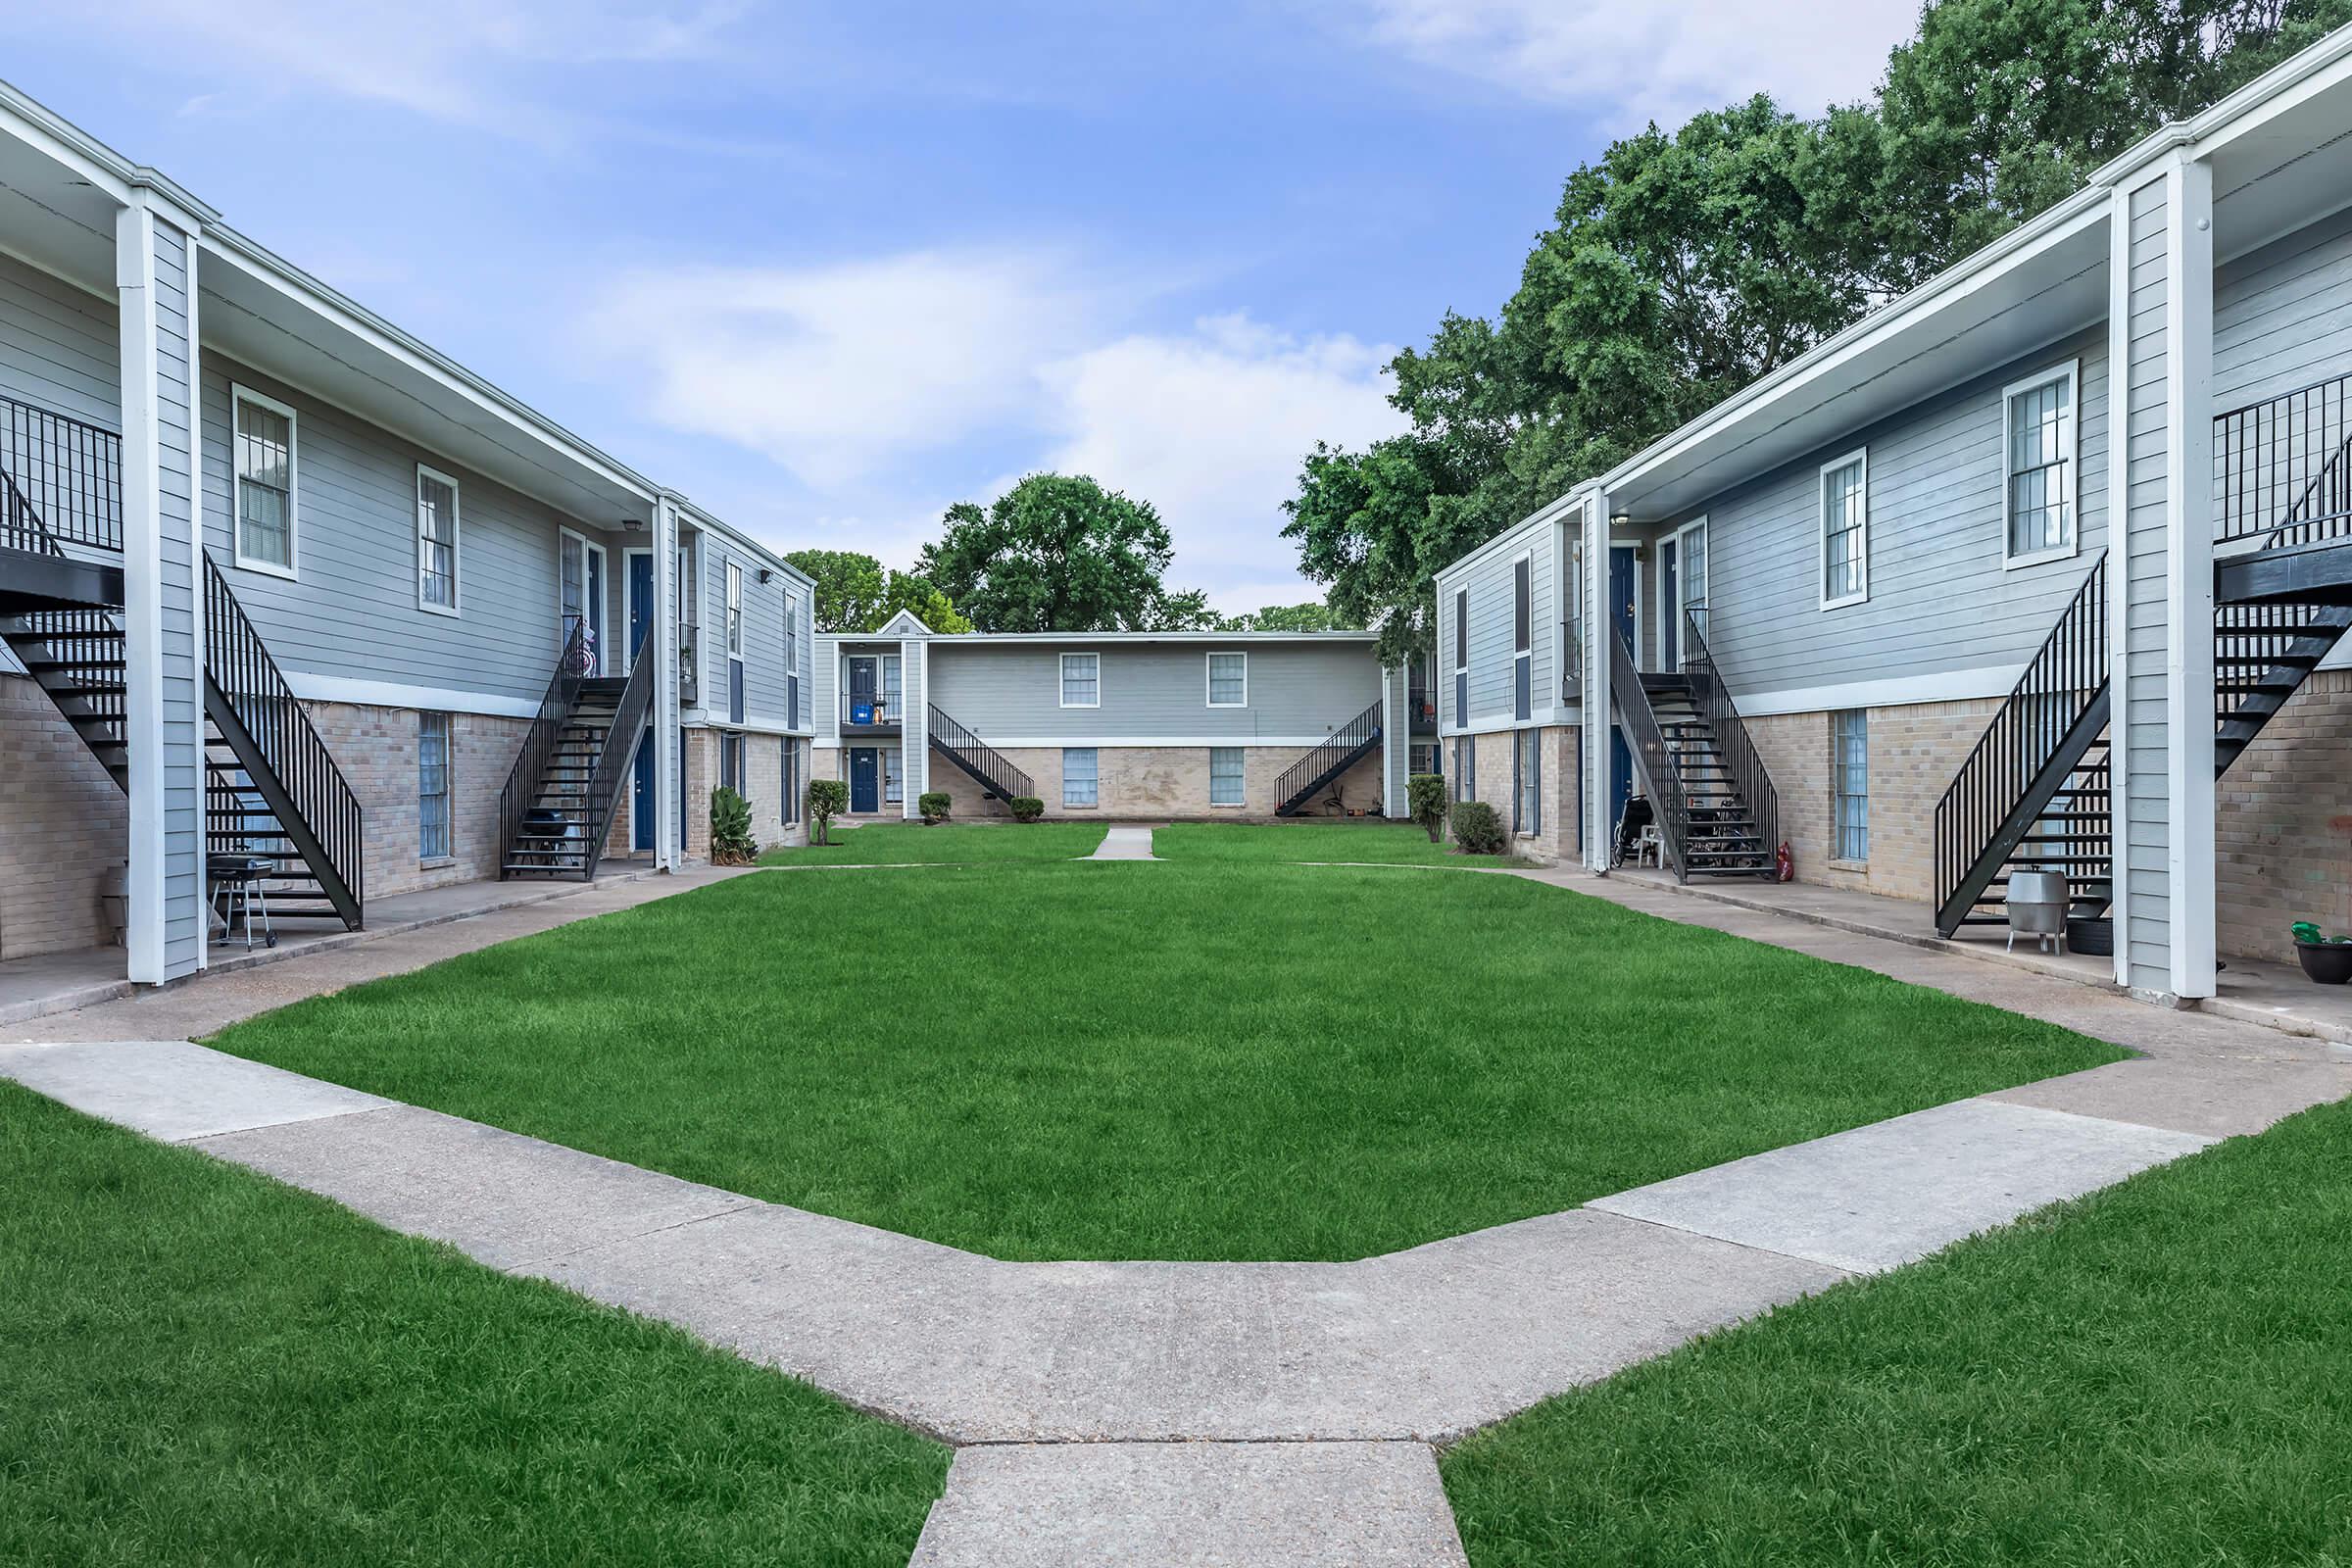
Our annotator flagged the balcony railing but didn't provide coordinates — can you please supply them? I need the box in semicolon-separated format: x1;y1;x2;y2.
841;691;904;729
678;622;700;709
2;394;122;556
2214;370;2352;549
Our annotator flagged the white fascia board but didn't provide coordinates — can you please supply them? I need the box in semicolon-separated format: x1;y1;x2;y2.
1438;491;1590;584
1726;663;2023;718
923;631;1379;645
280;671;545;720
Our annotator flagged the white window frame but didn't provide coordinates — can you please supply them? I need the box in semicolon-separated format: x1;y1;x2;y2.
1818;448;1870;611
1204;650;1248;708
1511;551;1534;717
725;560;744;659
784;589;800;676
1062;746;1099;808
417;710;452;865
1831;709;1870;864
2000;359;2082;570
415;463;461;617
1059;651;1101;709
230;383;299;581
1208;746;1245;807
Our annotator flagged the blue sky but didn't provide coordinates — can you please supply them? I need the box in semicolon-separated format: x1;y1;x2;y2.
3;2;1912;612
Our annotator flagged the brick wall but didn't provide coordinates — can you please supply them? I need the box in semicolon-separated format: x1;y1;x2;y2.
1452;723;1578;862
2217;668;2352;960
0;675;126;959
302;701;531;900
823;741;1393;820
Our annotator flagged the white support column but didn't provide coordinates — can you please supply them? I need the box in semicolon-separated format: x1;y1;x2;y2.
2164;151;2218;1000
653;495;680;871
901;637;926;818
2105;186;2136;991
1583;491;1611;871
1379;661;1403;817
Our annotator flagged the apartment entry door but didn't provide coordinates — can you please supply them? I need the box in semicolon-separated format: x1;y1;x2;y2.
625;549;655;668
849;747;880;813
1609;544;1638;836
560;530;609;672
847;656;879;722
631;732;655;852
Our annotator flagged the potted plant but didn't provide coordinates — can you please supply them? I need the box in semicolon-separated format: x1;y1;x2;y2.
2291;921;2352;985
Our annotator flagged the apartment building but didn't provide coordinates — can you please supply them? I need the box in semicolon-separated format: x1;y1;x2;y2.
1439;22;2352;1002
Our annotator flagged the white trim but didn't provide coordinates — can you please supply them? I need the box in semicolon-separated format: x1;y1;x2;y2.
276;671;543;719
228;382;299;581
1058;651;1101;709
182;223;206;973
1817;447;1870;611
1060;745;1101;808
1449;584;1469;729
913;735;1386;751
1204;649;1249;708
1207;744;1248;808
919;630;1376;645
1585;496;1610;870
117;202;168;984
1510;549;1535;717
1998;358;2083;570
1727;663;2024;719
2105;190;2134;989
654;497;680;872
620;546;654;673
1675;514;1709;661
414;461;462;617
2164;151;2219;1001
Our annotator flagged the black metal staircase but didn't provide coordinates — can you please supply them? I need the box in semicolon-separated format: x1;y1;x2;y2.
1608;619;1778;879
497;625;646;879
928;704;1033;807
1274;700;1382;816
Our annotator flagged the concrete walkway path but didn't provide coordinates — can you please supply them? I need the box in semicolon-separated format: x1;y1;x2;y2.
5;858;2348;1563
1086;825;1159;860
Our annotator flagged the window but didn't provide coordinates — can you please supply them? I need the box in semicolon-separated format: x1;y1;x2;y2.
883;654;902;713
784;589;800;676
1512;556;1533;721
1452;588;1468;727
1453;734;1475;803
231;387;296;577
1209;747;1245;807
782;738;800;825
2004;364;2079;565
1515;728;1541;836
417;712;451;862
1060;652;1100;708
725;561;743;658
1819;450;1869;609
1410;742;1441;778
1832;710;1869;862
1062;747;1099;808
721;732;745;796
884;746;903;806
416;465;459;613
1206;652;1247;707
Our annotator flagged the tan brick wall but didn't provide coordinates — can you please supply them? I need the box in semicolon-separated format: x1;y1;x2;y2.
684;727;714;858
1451;723;1578;862
1745;697;2000;903
302;701;530;900
2217;668;2352;961
0;674;127;958
821;741;1394;821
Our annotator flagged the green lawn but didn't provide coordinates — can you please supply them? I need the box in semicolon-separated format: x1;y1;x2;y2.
1442;1098;2352;1566
0;1083;944;1567
760;820;1106;863
211;859;2121;1261
1153;821;1528;865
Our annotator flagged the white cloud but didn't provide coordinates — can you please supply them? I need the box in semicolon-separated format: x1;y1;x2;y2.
1038;315;1405;610
1345;0;1914;125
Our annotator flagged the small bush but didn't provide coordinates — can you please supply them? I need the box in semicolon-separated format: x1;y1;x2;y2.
709;785;758;865
918;791;952;825
1008;795;1046;822
806;778;848;846
1449;799;1505;856
1408;773;1447;843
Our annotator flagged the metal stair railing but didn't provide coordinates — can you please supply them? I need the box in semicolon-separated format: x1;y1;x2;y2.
1932;551;2108;936
498;623;591;879
1607;625;1687;880
1681;610;1778;866
928;704;1034;802
1;393;122;556
2214;370;2352;551
577;649;656;879
202;552;365;928
1275;700;1382;814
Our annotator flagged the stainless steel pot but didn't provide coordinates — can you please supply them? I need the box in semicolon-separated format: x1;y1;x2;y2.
2006;870;2071;947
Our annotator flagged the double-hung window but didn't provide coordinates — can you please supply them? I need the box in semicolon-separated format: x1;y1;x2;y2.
721;732;745;796
1059;652;1100;708
1452;588;1468;727
1819;450;1869;609
417;712;451;862
416;465;459;613
2003;363;2078;565
1208;747;1245;807
782;738;800;825
1206;652;1247;707
1832;710;1869;862
784;589;801;725
1515;728;1541;836
1453;735;1475;803
1062;747;1099;808
232;387;297;577
883;747;904;807
725;562;744;658
1512;557;1533;721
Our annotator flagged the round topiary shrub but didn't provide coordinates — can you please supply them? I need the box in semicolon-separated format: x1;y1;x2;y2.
805;778;848;845
1449;799;1505;856
1008;795;1045;822
918;791;952;825
1407;772;1447;843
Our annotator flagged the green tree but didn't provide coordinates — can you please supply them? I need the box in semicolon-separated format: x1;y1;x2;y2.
1216;602;1359;632
918;473;1211;633
877;569;973;634
783;549;973;634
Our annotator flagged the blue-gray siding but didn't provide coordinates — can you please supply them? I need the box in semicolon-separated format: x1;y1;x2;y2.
1438;520;1554;728
2122;176;2173;990
696;529;808;730
925;641;1381;739
153;219;202;979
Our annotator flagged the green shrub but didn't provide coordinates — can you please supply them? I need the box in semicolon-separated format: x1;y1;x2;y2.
806;778;848;846
918;791;952;825
1008;796;1045;822
709;786;758;865
1449;799;1505;856
1407;773;1447;843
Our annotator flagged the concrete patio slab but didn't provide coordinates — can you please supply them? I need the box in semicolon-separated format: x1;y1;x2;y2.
1985;1054;2352;1138
1087;825;1159;860
1591;1098;2214;1273
192;1104;761;1270
0;1038;394;1141
908;1442;1468;1568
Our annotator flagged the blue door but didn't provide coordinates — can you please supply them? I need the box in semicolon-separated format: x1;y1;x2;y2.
631;729;654;851
1609;547;1638;836
627;551;654;665
850;748;879;813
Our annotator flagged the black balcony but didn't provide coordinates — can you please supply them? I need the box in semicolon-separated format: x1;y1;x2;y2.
840;690;904;732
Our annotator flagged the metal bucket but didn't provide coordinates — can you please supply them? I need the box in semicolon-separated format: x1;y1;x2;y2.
2007;870;2070;939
